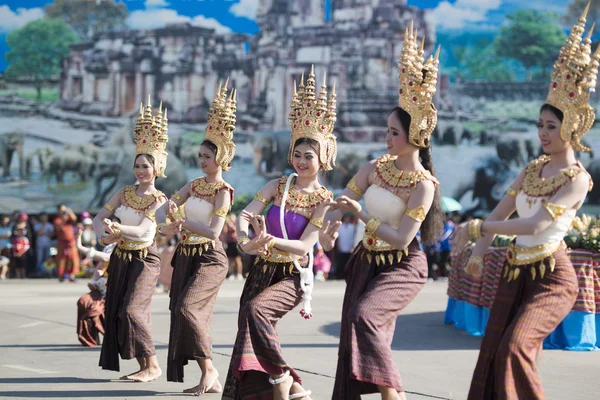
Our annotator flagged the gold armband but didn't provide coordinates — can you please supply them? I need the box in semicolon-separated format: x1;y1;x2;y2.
346;175;364;197
213;206;228;219
104;203;115;214
507;187;519;196
309;217;324;229
253;190;270;205
405;206;426;222
366;217;381;235
237;235;251;252
144;209;156;223
542;200;567;221
172;192;185;204
468;219;483;240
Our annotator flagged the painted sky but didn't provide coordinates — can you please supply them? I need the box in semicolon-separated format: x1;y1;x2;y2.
0;0;573;72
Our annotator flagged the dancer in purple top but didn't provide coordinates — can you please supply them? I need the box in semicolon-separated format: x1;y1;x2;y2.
222;66;338;400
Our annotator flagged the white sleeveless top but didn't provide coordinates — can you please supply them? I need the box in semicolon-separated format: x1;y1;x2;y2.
514;193;576;247
185;197;214;225
115;205;157;243
364;185;407;228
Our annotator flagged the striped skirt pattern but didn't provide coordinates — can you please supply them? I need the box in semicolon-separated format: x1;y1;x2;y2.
467;248;578;400
332;240;428;399
167;242;228;382
222;258;305;400
99;243;160;372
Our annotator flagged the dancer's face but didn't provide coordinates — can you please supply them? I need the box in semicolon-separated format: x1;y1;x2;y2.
134;155;156;184
386;112;411;156
199;144;220;174
292;143;319;178
538;109;569;154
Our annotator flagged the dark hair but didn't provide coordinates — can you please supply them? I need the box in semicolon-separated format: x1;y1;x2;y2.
391;106;444;245
540;103;564;122
134;154;158;179
200;140;218;156
293;137;321;153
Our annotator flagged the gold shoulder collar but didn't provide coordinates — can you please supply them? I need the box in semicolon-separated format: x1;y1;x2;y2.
522;155;587;197
122;185;165;211
191;177;234;200
374;154;439;189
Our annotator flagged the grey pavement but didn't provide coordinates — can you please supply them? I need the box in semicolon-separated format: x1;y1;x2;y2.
0;279;597;400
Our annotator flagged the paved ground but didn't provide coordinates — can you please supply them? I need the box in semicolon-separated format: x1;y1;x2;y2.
0;279;598;400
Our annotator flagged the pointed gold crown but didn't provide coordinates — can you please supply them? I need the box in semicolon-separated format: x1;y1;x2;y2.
398;21;440;148
288;65;338;170
134;96;169;178
546;2;599;152
205;79;237;171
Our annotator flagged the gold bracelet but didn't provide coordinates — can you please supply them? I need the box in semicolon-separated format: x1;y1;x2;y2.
237;235;251;253
346;175;364;196
104;203;115;214
469;256;484;267
309;217;324;229
253;190;270;205
98;235;108;247
213;206;228;219
507;187;519;196
172;192;185;204
112;222;121;235
468;219;483;240
366;217;381;235
405;206;426;222
156;223;167;236
171;208;184;221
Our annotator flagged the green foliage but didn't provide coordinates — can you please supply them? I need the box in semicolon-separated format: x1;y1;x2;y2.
0;87;60;102
45;0;128;41
5;19;78;101
182;131;206;146
231;193;254;215
451;39;516;82
495;10;566;80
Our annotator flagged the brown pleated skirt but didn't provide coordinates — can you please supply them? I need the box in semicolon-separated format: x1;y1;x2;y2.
332;240;428;399
167;241;228;382
222;258;305;400
467;248;578;400
77;290;105;347
99;243;160;372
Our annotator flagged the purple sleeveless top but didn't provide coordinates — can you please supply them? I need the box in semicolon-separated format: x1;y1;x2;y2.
265;205;309;240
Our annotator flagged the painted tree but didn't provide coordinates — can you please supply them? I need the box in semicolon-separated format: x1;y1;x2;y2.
45;0;128;41
5;19;79;100
495;10;566;80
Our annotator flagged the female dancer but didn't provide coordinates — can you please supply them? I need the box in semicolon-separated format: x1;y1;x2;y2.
93;98;179;382
159;83;237;394
461;10;596;400
321;24;444;400
222;66;337;400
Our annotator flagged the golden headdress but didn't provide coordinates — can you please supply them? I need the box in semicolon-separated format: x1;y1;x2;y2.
398;21;440;148
205;80;237;170
288;65;337;170
134;96;168;178
546;2;600;152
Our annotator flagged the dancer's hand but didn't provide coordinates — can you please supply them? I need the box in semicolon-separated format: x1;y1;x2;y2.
167;200;180;220
464;256;484;279
316;197;337;213
102;232;120;245
241;211;267;237
319;220;341;252
335;195;361;214
161;219;184;236
103;218;117;235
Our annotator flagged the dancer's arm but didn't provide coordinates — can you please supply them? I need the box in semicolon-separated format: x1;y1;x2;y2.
156;181;191;224
237;179;278;254
337;180;435;250
92;189;122;238
481;172;589;236
182;189;231;240
76;230;111;263
107;198;166;238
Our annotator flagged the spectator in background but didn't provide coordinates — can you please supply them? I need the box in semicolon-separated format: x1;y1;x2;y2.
11;226;30;279
436;213;456;279
34;212;54;276
0;253;8;280
13;213;35;277
80;217;96;248
0;215;12;265
54;204;80;282
223;212;243;280
334;213;356;280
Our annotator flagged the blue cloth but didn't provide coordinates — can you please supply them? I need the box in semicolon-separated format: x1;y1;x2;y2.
445;297;599;350
438;221;455;251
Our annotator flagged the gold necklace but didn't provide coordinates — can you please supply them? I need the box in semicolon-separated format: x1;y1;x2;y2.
191;177;233;199
373;154;438;189
276;176;333;217
522;156;582;207
122;185;164;210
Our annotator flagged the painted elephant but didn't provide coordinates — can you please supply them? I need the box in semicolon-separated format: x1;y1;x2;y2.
63;143;100;162
323;153;366;190
46;150;95;184
180;146;199;168
25;146;55;177
0;132;24;179
88;144;188;209
249;130;292;178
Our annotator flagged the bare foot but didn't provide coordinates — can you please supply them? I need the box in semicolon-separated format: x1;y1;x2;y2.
130;366;162;382
119;369;142;380
194;368;219;395
206;379;222;394
183;384;200;394
289;382;312;400
272;374;293;400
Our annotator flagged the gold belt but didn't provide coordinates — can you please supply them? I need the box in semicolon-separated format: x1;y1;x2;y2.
503;240;565;282
178;230;214;256
359;232;409;267
115;237;152;261
260;246;293;263
180;230;213;246
362;231;395;252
